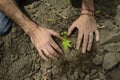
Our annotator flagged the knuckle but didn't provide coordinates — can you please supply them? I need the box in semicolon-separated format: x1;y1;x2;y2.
77;41;80;44
89;42;92;46
72;23;75;26
53;31;56;34
49;30;53;33
49;49;55;54
56;46;60;50
84;36;88;40
45;52;49;56
85;32;89;35
78;36;82;40
51;51;55;54
45;40;51;45
77;44;80;48
89;41;92;44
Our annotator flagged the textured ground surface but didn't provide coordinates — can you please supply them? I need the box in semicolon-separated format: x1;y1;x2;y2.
0;0;120;80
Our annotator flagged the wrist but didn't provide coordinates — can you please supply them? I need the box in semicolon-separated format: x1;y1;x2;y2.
81;9;94;16
81;0;95;17
22;22;39;35
81;8;94;13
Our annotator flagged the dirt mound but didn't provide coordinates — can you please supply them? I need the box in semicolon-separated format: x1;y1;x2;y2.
0;0;120;80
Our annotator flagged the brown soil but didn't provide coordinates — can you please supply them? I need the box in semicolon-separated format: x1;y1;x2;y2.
0;0;120;80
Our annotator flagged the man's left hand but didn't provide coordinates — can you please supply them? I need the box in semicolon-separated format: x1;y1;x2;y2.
68;15;100;53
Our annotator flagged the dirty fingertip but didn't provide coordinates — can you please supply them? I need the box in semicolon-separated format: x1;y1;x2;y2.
67;32;70;36
82;49;85;53
76;46;79;50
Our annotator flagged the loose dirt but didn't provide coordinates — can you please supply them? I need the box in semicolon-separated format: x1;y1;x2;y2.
0;0;120;80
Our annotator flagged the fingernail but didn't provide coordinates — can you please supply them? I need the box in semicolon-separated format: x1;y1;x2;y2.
67;33;70;36
76;47;79;50
96;39;99;41
83;50;85;53
87;48;90;51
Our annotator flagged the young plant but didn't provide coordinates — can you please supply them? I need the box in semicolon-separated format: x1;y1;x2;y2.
61;31;72;50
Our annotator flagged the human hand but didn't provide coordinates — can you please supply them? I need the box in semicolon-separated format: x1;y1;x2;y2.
29;27;63;61
68;15;100;53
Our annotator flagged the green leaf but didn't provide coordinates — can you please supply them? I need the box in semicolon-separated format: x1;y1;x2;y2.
61;31;72;50
61;31;68;35
62;39;72;50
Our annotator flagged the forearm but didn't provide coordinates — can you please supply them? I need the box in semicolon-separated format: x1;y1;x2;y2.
81;0;94;15
0;0;38;34
82;0;94;10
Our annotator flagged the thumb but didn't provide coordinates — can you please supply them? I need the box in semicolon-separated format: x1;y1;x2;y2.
48;30;62;40
68;25;75;36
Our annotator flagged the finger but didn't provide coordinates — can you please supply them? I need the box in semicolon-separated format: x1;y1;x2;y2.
43;49;57;60
68;25;75;36
47;45;60;59
50;41;63;55
82;34;89;53
76;32;83;50
95;30;100;41
87;33;94;51
48;30;62;40
38;49;48;61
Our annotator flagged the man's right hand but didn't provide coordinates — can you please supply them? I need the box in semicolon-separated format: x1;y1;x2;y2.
29;26;63;61
0;0;63;61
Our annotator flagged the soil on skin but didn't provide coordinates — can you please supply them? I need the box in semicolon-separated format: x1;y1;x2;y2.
0;0;120;80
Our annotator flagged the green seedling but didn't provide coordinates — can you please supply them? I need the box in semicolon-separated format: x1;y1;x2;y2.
61;31;72;50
